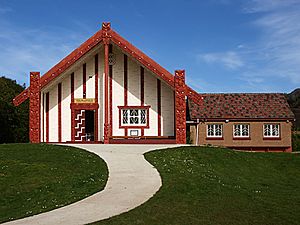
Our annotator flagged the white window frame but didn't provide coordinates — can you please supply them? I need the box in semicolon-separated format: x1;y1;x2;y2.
263;124;280;138
207;124;223;138
233;124;250;138
121;108;147;127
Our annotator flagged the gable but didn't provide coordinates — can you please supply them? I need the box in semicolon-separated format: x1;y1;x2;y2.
14;22;200;106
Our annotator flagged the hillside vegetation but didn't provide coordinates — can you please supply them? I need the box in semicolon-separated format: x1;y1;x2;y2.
0;77;28;143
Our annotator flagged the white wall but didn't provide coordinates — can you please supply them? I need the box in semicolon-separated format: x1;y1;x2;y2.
39;43;174;142
61;75;71;142
48;85;58;142
161;82;174;136
143;70;158;136
111;46;125;136
86;59;95;99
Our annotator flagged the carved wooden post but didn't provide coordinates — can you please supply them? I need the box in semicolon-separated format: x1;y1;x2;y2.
29;72;41;143
175;70;186;144
103;22;111;144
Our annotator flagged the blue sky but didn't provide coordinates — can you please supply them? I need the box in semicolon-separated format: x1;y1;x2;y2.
0;0;300;93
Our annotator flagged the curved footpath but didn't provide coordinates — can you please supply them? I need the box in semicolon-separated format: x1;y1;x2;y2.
3;144;178;225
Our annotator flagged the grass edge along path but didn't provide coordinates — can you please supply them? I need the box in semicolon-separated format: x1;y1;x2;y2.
0;143;108;223
93;146;300;225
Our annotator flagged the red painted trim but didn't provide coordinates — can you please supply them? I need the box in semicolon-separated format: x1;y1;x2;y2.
29;72;41;143
118;106;150;109
71;73;75;142
58;83;62;142
124;54;128;136
109;138;176;144
157;79;161;136
70;103;99;110
140;67;145;136
13;89;30;106
94;54;99;142
104;42;110;143
118;106;151;129
46;92;49;143
109;44;113;136
83;63;86;99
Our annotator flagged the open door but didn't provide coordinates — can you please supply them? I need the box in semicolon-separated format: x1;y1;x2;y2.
85;110;95;141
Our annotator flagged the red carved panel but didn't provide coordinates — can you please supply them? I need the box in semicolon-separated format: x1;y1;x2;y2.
104;43;110;143
58;83;62;142
175;70;186;144
74;110;86;142
186;86;203;105
13;89;30;106
102;22;111;31
29;72;40;143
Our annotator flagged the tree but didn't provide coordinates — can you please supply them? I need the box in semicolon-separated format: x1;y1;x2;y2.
0;76;29;143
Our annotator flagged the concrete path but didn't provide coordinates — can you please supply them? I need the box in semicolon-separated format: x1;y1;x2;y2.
3;144;178;225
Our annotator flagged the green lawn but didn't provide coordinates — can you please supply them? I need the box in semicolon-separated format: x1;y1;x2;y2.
0;144;108;223
94;146;300;225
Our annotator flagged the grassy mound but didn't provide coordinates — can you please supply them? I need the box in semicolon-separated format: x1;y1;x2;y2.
0;144;108;223
95;146;300;225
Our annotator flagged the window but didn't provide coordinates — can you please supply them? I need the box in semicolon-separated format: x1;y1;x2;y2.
233;124;249;137
264;124;280;137
119;107;149;127
207;124;223;137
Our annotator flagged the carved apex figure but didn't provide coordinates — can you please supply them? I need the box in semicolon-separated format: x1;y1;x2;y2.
102;22;111;31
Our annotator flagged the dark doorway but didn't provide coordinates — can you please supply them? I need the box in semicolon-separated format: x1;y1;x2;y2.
85;110;95;141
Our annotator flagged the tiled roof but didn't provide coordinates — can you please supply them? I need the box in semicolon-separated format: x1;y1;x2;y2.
189;93;295;120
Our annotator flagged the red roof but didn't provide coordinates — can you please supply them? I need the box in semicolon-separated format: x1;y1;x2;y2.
189;93;294;120
13;22;202;106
